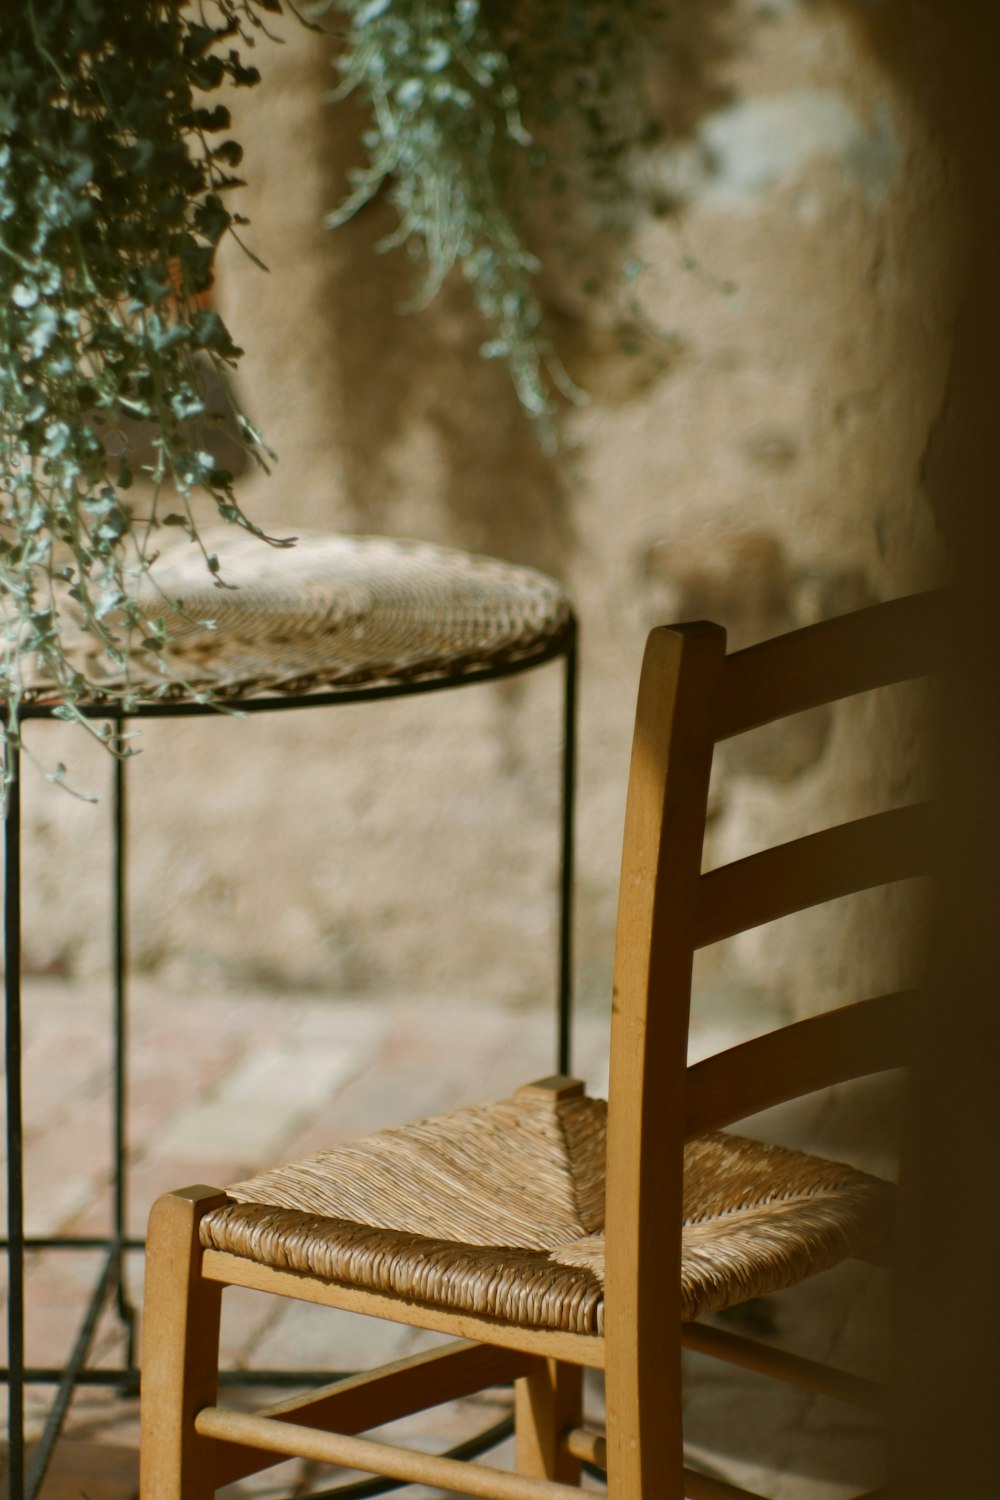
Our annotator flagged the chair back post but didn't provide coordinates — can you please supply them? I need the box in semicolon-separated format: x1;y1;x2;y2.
604;621;726;1497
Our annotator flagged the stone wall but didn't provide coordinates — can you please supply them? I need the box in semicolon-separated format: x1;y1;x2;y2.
18;0;954;1031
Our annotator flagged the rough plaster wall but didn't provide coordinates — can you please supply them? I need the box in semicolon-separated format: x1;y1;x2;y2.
17;0;955;1029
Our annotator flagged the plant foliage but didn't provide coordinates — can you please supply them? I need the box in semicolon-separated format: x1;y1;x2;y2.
0;0;284;758
318;0;663;440
0;0;661;770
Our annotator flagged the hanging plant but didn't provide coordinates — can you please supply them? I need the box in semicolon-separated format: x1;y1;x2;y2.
0;0;287;765
0;0;662;775
318;0;663;440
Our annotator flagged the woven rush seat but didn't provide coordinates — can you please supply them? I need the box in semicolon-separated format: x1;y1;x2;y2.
199;1081;894;1338
29;529;571;704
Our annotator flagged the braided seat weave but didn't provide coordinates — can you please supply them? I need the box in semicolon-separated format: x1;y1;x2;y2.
200;1083;894;1338
24;531;571;704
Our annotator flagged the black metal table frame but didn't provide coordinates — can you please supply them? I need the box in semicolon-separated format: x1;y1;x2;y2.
2;615;578;1500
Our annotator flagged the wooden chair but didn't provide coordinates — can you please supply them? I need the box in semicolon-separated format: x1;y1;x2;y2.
139;593;935;1499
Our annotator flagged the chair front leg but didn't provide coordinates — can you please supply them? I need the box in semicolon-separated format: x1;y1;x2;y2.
140;1186;228;1500
515;1357;583;1485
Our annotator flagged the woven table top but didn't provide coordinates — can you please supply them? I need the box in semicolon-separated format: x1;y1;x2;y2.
22;530;573;708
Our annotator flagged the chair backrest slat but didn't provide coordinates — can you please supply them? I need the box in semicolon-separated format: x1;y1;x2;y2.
683;990;916;1138
714;591;941;742
694;804;932;950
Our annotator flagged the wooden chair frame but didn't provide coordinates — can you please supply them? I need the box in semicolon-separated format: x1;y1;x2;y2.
140;593;936;1499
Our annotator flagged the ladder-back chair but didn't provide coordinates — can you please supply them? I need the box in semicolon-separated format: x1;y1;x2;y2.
140;593;935;1499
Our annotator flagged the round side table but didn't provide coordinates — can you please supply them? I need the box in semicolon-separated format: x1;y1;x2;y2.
3;531;577;1500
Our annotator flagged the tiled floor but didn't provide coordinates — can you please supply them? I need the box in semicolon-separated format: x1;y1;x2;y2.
2;976;892;1498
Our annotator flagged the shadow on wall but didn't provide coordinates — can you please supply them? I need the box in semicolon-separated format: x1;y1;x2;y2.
302;91;573;573
829;5;1000;1498
308;1;736;576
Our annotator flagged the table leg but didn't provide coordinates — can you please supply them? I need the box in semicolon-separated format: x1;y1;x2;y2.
558;620;578;1077
5;738;25;1499
111;725;137;1370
